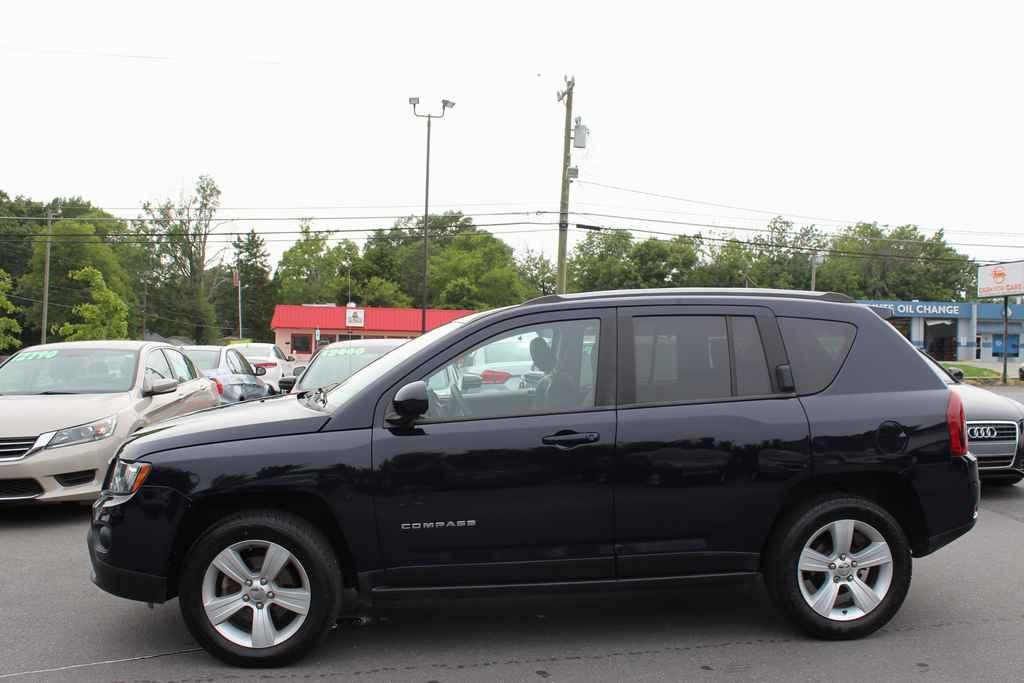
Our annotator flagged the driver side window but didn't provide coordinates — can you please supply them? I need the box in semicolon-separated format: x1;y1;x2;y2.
422;318;600;422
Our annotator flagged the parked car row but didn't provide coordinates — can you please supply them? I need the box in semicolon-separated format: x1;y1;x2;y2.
0;340;305;505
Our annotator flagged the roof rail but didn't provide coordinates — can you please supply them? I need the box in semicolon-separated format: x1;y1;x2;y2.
522;288;855;306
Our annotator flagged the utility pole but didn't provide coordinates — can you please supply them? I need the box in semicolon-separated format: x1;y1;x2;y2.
409;97;455;333
40;209;57;344
556;77;575;294
234;266;243;340
810;253;824;291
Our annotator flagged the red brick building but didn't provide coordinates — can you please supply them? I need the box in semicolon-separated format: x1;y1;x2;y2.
269;304;474;362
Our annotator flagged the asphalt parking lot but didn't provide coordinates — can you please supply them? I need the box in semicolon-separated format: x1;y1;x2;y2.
1;394;1021;682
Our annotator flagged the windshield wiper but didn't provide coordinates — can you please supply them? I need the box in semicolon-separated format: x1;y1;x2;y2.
34;390;76;395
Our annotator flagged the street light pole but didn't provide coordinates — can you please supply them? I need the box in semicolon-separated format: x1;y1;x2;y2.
410;97;454;334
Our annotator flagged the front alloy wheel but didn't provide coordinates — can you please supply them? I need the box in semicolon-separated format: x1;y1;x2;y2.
179;511;342;667
202;540;312;649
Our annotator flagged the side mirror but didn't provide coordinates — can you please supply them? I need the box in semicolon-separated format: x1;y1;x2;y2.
948;367;964;382
461;373;483;392
254;366;267;376
287;355;296;362
278;375;297;393
293;366;306;377
143;377;178;396
388;380;429;423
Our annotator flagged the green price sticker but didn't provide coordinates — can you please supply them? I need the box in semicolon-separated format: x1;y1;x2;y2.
12;350;59;362
322;347;367;358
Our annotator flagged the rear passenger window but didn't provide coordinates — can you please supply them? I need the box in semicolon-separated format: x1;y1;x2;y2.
732;317;772;396
633;316;731;403
778;317;856;394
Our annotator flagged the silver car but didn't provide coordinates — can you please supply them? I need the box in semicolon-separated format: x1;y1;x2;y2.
183;345;272;404
0;341;219;504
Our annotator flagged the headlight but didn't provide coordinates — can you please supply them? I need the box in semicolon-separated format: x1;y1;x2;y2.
46;415;117;449
108;459;152;495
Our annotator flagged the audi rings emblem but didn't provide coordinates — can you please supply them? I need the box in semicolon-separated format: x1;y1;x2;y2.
967;425;998;440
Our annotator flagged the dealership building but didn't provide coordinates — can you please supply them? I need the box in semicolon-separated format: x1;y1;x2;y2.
269;304;474;362
861;299;1024;361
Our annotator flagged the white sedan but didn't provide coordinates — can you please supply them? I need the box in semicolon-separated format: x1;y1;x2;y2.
231;343;295;393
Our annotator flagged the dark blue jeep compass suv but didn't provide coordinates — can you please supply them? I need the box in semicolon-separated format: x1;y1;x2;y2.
88;289;979;666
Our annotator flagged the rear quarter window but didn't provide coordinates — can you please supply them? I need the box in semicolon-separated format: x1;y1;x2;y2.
779;317;856;394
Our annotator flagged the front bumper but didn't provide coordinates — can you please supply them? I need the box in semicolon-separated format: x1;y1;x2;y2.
0;436;120;503
88;527;168;603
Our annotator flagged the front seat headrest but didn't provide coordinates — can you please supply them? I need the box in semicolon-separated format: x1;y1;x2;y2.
529;336;556;374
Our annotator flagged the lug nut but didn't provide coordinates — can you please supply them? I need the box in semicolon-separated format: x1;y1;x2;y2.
833;576;841;583
847;576;854;582
829;563;836;570
245;579;252;586
260;578;267;585
267;591;275;599
839;554;846;560
256;603;264;609
851;561;857;567
242;595;250;602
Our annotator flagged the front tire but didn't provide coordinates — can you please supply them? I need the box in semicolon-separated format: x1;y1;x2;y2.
178;511;342;667
765;496;911;640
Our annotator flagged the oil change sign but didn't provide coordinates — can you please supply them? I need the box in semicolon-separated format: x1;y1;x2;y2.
978;261;1024;298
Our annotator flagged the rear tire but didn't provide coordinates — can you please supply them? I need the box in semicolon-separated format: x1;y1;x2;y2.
765;495;911;640
178;510;342;667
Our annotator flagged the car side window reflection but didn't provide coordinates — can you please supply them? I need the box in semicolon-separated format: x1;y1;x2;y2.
422;318;600;422
145;350;174;381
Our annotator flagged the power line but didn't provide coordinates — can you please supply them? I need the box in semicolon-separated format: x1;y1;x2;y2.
4;210;547;224
7;294;231;331
577;179;1018;240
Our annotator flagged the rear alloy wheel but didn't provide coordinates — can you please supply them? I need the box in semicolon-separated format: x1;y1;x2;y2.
766;496;911;640
179;511;342;667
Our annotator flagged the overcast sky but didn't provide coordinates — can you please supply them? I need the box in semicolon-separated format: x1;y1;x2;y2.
3;1;1022;269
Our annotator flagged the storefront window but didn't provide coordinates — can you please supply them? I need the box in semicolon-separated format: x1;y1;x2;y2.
291;334;313;354
889;318;911;340
924;319;957;361
992;334;1020;358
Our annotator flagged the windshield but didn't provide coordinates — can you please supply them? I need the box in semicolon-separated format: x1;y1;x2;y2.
296;344;401;391
0;348;139;394
322;311;490;411
234;344;273;359
185;349;221;371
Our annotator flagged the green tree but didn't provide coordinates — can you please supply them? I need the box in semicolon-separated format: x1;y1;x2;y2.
17;219;130;340
56;267;129;341
139;176;223;343
274;222;357;304
516;248;557;297
568;230;635;291
358;276;412;307
232;230;276;339
816;223;973;300
0;269;22;351
431;230;530;309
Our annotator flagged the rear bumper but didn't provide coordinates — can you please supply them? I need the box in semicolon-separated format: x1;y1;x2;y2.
88;527;169;603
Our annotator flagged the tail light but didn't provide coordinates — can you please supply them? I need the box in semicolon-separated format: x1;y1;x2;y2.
947;389;968;457
212;378;224;395
480;369;512;384
254;362;277;369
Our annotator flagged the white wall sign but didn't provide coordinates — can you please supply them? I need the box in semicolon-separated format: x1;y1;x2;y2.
978;261;1024;298
345;308;365;328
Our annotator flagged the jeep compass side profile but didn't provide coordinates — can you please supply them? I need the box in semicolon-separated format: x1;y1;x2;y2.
88;289;979;667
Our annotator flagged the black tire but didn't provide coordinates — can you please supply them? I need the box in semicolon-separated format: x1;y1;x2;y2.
178;510;343;667
764;495;912;640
